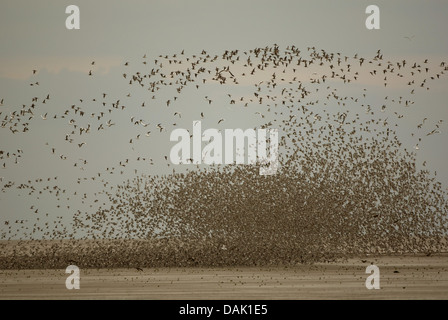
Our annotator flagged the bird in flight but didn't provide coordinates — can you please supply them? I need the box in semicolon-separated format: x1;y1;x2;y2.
427;129;440;136
404;35;415;41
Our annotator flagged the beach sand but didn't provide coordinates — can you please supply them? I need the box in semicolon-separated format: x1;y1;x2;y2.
1;254;447;299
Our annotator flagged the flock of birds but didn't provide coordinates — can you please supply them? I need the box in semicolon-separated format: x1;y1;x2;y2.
1;44;448;268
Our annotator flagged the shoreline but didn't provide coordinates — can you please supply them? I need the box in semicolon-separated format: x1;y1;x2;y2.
1;255;447;299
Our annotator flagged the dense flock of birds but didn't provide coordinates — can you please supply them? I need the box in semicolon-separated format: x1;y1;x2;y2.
1;45;448;268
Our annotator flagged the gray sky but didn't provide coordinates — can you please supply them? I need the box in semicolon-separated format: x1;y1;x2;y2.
1;0;448;239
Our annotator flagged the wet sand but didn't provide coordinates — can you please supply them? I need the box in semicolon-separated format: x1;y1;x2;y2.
0;255;447;299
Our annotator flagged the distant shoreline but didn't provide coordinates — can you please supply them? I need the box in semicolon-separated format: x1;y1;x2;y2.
1;238;447;270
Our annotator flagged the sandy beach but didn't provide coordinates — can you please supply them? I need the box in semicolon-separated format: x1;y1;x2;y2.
1;254;447;300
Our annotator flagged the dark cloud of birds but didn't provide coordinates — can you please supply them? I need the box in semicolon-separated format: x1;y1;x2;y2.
1;45;448;268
